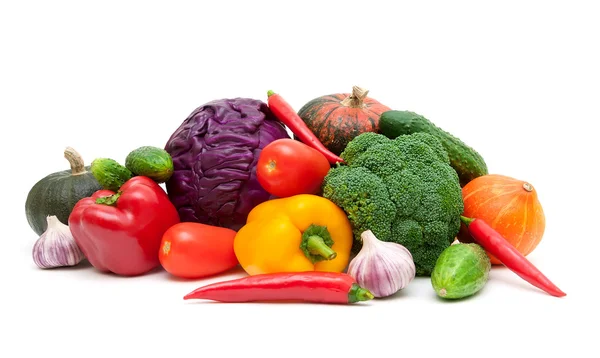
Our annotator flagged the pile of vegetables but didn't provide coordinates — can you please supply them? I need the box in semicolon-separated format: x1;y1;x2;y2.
24;86;566;304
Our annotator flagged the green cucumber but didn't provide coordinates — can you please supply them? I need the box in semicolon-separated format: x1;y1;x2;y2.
125;146;174;183
379;110;488;186
90;158;134;192
431;243;491;299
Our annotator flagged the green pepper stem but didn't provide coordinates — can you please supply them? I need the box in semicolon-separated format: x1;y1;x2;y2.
348;283;374;303
300;224;337;264
306;236;337;260
95;191;122;206
460;216;474;226
267;90;276;97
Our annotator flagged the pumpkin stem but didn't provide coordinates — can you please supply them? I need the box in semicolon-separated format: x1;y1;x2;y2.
340;86;370;108
64;147;87;176
523;183;534;192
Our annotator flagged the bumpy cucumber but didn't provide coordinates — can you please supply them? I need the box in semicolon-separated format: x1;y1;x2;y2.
431;243;491;299
125;146;174;183
379;110;488;186
90;158;133;192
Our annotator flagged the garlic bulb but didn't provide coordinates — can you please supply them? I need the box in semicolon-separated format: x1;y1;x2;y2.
347;230;416;298
32;216;85;269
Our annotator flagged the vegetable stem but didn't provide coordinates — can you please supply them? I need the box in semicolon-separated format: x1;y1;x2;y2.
348;283;374;303
340;86;369;108
460;216;474;226
95;191;122;206
267;90;276;97
306;235;337;260
299;224;337;263
64;147;87;175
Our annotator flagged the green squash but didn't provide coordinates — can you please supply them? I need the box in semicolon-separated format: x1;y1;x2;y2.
25;147;102;236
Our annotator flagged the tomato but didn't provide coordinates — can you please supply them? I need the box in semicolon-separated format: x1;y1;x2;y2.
159;222;239;279
257;138;331;198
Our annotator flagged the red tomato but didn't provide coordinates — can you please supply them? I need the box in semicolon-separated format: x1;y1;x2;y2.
159;222;239;279
257;138;331;198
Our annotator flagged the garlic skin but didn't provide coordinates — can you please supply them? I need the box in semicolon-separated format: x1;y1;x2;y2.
32;216;85;269
347;230;416;298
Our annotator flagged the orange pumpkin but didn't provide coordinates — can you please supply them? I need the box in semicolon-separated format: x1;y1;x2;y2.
458;174;546;265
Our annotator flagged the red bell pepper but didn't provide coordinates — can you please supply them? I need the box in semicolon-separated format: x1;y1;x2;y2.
69;176;180;276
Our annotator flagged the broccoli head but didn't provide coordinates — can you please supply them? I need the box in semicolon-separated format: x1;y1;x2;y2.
322;132;464;276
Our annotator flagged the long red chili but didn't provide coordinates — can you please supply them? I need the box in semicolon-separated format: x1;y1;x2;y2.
183;271;373;304
461;216;566;297
267;90;344;165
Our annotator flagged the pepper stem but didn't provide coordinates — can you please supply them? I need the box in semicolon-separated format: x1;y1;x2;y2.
460;216;474;226
306;236;337;260
348;283;374;303
95;191;122;206
267;90;276;97
299;224;337;264
64;147;87;176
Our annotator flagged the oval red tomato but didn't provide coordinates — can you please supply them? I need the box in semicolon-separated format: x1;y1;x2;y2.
159;222;239;279
257;138;330;198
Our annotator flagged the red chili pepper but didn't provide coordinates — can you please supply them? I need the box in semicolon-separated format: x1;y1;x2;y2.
267;90;344;165
460;216;566;297
183;271;374;304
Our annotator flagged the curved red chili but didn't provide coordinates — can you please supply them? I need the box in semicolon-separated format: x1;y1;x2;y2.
183;271;373;304
267;90;344;165
461;216;566;297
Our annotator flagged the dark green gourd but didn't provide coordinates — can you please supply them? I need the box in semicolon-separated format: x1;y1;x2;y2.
25;147;102;236
379;110;488;187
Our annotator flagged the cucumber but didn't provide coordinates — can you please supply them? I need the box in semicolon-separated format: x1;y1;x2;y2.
379;110;488;187
90;158;134;192
431;243;491;299
125;146;174;183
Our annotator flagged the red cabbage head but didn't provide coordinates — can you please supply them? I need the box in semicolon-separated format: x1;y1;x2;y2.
164;98;290;231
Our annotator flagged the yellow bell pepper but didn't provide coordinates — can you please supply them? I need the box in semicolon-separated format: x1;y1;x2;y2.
234;194;354;276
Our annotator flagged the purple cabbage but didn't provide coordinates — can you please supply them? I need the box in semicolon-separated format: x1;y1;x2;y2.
164;98;290;231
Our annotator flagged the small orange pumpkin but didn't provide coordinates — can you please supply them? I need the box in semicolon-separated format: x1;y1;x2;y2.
458;174;546;265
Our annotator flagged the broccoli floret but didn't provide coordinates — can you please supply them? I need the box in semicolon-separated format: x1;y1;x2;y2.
322;166;395;242
341;132;390;165
397;132;450;165
322;132;464;276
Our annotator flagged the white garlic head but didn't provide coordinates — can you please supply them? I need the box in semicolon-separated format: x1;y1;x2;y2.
347;230;416;298
32;216;85;269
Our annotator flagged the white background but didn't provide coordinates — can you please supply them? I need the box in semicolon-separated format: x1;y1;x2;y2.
1;1;598;357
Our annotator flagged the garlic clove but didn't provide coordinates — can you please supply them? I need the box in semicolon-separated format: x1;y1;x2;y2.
32;216;85;269
347;230;416;298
